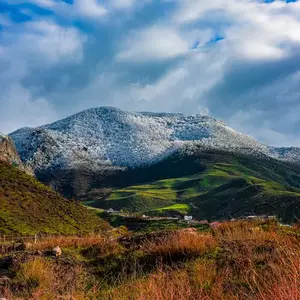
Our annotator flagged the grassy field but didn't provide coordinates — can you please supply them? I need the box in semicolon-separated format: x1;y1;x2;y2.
87;159;300;222
154;204;190;215
1;219;299;299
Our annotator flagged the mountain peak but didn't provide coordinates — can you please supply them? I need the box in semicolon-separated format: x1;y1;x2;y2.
9;106;300;174
53;106;216;126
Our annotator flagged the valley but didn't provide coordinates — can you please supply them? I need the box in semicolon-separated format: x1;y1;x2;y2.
81;149;300;223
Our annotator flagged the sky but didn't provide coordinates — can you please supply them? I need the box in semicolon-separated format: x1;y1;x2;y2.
1;0;300;147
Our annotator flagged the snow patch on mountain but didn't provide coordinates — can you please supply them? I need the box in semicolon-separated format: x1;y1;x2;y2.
9;107;298;172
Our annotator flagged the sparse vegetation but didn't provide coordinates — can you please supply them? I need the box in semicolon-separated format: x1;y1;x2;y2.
1;219;299;299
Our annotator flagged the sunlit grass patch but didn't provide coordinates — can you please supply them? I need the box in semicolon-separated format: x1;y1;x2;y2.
154;203;191;215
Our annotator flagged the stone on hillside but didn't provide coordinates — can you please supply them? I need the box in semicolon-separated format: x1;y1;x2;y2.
52;246;62;257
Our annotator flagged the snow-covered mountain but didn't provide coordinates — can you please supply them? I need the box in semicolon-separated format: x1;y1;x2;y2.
9;106;300;172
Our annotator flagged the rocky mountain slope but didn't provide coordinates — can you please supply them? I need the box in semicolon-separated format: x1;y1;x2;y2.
10;107;270;171
10;107;300;172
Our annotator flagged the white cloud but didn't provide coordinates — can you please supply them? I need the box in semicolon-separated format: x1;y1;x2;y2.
172;0;227;24
74;0;107;17
12;0;108;19
111;0;140;9
30;0;55;8
3;0;300;147
117;25;190;61
0;84;58;133
65;48;223;116
0;18;86;133
25;0;142;15
111;0;300;145
116;0;300;63
173;0;300;61
14;0;149;19
237;42;285;60
0;20;85;67
25;21;85;63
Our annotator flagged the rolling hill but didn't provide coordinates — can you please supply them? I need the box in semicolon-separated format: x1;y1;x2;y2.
0;160;110;235
83;148;300;223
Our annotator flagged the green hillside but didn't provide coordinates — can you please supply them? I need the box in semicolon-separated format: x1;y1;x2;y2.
0;161;110;235
85;149;300;222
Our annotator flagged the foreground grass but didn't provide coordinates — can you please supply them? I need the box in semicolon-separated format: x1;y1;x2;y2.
0;220;299;299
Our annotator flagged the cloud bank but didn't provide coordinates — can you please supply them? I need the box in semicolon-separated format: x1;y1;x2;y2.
1;0;300;147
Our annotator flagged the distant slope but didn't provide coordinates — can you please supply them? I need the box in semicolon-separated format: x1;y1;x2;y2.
0;161;110;235
85;149;300;223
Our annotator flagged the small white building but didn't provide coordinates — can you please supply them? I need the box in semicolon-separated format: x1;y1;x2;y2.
184;216;193;221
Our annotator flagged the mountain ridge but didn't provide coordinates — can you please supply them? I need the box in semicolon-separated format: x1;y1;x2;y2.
10;107;300;172
10;106;282;169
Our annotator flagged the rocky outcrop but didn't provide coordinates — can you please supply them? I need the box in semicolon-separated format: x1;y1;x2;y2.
0;133;33;174
0;133;22;165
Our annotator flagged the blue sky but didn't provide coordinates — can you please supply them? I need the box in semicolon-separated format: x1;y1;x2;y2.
1;0;300;146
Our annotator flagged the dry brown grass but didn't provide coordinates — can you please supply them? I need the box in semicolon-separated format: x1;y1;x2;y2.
31;234;108;251
212;220;277;240
1;221;299;300
104;222;300;300
257;239;300;300
140;229;217;257
3;257;94;300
